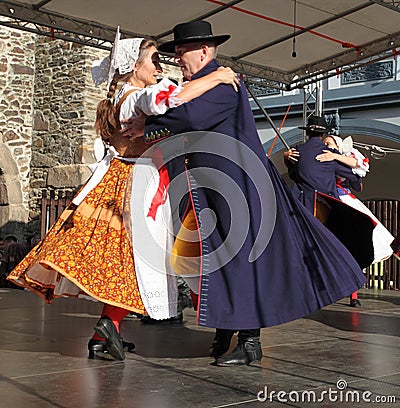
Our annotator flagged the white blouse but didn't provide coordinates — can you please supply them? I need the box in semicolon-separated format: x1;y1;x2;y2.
114;78;182;122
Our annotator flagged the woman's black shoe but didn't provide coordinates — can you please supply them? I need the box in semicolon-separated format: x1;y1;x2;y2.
94;317;125;360
88;338;135;359
88;339;106;359
350;298;362;307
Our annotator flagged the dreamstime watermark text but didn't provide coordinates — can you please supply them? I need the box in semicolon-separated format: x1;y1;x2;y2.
257;379;397;404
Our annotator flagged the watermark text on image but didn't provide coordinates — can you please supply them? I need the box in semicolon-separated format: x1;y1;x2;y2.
257;380;397;404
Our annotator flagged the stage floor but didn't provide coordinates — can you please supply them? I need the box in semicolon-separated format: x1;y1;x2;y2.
0;288;399;407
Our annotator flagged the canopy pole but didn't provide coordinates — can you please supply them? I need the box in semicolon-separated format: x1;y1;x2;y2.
245;83;291;151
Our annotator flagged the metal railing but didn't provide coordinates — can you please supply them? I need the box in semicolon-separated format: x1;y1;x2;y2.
363;200;399;290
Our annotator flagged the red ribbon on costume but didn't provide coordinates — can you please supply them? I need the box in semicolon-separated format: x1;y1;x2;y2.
147;147;171;221
147;165;170;220
190;291;199;311
155;85;177;107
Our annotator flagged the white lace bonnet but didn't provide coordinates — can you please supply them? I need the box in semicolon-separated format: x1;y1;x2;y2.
333;135;353;155
91;27;144;88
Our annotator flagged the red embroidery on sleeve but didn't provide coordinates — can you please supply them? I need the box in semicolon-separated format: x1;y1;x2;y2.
155;85;177;107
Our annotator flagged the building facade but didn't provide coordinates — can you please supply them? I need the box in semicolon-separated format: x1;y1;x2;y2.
1;25;399;250
253;58;400;202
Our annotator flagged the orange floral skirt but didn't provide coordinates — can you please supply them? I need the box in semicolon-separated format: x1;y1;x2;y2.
7;159;145;314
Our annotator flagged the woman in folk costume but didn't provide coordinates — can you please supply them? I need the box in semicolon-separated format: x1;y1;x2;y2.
318;135;394;263
7;32;239;360
317;135;394;306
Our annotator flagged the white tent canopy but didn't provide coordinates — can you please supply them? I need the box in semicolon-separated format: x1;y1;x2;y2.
1;0;400;89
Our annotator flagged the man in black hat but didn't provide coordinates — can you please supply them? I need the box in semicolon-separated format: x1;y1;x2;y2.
136;22;365;368
284;115;375;301
284;115;360;212
158;20;230;80
155;20;263;367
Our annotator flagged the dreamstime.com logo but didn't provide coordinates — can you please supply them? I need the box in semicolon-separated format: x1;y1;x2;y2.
257;379;397;404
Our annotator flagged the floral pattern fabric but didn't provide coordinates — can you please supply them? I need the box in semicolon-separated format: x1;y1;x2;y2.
8;159;145;314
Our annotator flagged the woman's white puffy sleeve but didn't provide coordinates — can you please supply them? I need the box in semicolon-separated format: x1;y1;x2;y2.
134;78;183;116
349;148;370;177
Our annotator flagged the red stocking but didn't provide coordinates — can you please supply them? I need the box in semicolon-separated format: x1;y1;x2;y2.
350;291;358;300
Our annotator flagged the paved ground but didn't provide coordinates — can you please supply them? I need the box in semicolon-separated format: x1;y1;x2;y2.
0;287;399;407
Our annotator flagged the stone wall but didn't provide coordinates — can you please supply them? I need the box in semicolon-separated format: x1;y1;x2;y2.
0;27;35;240
0;26;181;241
30;36;106;203
0;27;108;240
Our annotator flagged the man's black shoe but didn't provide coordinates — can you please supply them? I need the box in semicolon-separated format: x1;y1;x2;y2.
94;317;125;360
209;329;234;358
215;337;262;366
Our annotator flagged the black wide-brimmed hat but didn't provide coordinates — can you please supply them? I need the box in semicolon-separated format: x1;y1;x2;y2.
158;20;230;53
298;115;327;133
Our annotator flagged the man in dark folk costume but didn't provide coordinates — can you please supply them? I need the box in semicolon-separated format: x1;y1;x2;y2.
284;115;376;307
284;115;363;211
138;21;365;366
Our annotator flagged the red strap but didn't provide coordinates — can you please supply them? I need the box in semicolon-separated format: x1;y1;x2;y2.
147;165;170;220
190;291;199;311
